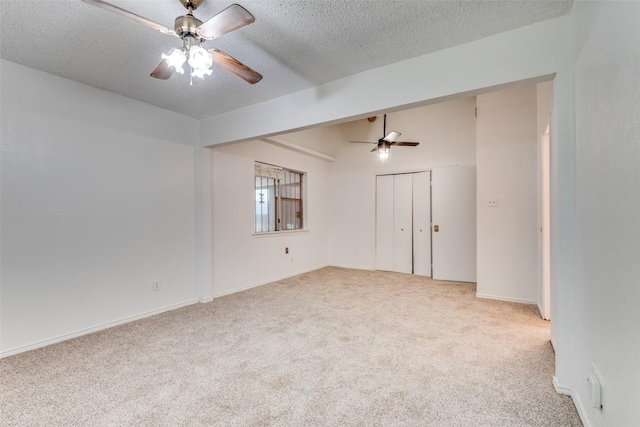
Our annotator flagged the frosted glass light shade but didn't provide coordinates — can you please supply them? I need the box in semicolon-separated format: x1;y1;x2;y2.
378;146;390;159
162;49;186;74
188;45;213;78
191;67;213;79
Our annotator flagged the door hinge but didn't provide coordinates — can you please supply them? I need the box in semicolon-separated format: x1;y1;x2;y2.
475;107;478;118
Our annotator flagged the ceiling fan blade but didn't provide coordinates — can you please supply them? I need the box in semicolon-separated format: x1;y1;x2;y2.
81;0;176;36
384;131;402;142
209;49;262;84
150;54;175;80
394;141;420;147
197;4;255;39
348;140;376;144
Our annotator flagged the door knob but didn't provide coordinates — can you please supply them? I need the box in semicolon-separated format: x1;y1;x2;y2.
419;228;423;232
400;228;404;231
434;225;439;232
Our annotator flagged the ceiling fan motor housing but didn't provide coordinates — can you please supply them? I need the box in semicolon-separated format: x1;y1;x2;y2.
175;14;204;41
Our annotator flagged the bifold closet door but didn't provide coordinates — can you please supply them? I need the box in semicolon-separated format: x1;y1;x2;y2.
375;175;394;272
413;171;431;276
393;174;413;274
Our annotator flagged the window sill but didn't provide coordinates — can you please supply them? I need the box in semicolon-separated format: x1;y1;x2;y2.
252;229;310;238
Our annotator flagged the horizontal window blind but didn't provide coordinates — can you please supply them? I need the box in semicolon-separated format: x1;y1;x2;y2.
255;162;282;180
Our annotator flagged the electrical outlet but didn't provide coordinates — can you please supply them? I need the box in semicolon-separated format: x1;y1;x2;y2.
589;363;603;409
285;247;289;254
153;280;161;291
487;198;499;207
587;374;602;409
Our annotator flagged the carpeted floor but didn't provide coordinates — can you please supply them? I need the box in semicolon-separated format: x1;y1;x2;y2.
0;267;582;426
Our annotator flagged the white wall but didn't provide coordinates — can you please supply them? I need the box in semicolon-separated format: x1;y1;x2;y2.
536;81;554;320
198;19;578;394
476;85;539;303
2;14;605;423
267;125;342;159
328;98;477;270
199;17;568;146
210;141;329;296
571;1;640;425
0;60;200;356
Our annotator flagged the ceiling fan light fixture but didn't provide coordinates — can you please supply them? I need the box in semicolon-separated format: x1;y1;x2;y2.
162;49;187;74
83;1;262;84
188;44;213;78
377;144;390;160
191;65;213;79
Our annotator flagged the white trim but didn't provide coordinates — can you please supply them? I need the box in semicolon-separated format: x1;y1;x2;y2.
553;377;593;427
475;293;537;305
537;302;544;318
261;138;336;162
537;302;550;320
0;299;199;359
572;392;594;427
328;263;375;271
553;376;573;396
199;297;214;303
211;265;329;299
252;229;310;238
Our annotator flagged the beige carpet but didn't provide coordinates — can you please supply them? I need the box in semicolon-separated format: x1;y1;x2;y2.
0;267;581;426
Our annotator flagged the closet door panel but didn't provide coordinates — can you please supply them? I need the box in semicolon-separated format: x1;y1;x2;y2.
413;171;432;277
432;166;477;282
393;174;413;274
375;175;394;271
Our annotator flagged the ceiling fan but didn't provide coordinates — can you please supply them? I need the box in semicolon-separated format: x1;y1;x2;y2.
81;0;262;84
348;114;420;159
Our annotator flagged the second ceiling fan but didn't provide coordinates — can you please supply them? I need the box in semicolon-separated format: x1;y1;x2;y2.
349;114;420;159
81;0;262;84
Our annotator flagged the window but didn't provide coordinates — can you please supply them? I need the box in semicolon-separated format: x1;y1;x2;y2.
254;162;304;233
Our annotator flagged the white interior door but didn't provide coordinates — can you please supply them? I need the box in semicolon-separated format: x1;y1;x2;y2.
375;175;394;271
432;166;477;282
413;171;432;277
393;174;413;274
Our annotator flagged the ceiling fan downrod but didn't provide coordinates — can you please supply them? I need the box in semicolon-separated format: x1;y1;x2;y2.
179;0;203;11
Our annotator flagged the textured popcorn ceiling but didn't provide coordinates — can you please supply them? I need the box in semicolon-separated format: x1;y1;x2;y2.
0;1;572;119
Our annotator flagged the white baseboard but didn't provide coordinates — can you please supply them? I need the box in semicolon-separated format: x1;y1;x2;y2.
3;266;332;358
553;376;573;396
553;377;593;427
327;263;374;271
572;392;594;427
0;299;199;359
537;302;544;318
211;265;329;299
476;293;537;305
